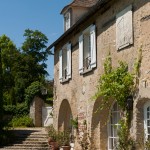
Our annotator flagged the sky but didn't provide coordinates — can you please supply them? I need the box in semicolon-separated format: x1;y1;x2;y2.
0;0;71;80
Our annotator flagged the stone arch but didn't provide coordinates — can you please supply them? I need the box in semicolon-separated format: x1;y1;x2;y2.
58;99;73;131
135;98;150;146
91;97;109;150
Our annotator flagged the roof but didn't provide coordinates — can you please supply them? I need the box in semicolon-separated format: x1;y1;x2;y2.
70;0;99;7
48;0;109;50
61;0;99;14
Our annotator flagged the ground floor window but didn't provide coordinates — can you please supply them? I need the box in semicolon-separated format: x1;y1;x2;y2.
144;101;150;141
108;102;121;150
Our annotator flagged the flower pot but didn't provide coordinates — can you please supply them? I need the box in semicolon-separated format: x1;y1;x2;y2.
49;141;59;150
48;137;53;145
61;145;71;150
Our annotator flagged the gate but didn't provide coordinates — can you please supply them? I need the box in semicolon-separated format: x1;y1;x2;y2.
42;106;53;127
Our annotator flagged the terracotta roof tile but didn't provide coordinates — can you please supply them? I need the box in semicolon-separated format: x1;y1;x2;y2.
71;0;99;7
61;0;99;14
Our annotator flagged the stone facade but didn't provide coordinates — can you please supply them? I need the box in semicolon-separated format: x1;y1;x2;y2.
50;0;150;149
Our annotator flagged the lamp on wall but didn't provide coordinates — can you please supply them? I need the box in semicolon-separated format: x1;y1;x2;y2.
126;95;133;110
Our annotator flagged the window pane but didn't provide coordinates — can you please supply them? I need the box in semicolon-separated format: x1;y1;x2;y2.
109;103;120;150
148;127;150;134
147;112;150;119
147;120;150;126
148;135;150;140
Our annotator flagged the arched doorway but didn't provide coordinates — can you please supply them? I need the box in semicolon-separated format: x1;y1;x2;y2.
91;98;109;149
58;99;72;131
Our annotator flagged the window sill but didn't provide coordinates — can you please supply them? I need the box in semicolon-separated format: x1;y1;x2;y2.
61;78;69;83
81;68;93;75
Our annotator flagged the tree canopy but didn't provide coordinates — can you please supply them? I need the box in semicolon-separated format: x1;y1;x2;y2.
0;29;52;106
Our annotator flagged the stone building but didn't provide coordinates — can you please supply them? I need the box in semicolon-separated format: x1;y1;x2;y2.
47;0;150;149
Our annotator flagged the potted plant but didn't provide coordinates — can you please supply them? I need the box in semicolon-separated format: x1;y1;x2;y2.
48;125;59;150
58;130;71;150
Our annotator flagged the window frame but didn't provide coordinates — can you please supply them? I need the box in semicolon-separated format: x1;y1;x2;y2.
59;43;71;83
144;101;150;141
79;24;96;74
64;11;71;31
108;102;121;150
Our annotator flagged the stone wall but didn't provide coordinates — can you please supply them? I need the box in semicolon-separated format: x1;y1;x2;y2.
53;0;150;149
30;96;44;127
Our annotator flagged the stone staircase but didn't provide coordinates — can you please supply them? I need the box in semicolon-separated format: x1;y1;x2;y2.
0;128;50;150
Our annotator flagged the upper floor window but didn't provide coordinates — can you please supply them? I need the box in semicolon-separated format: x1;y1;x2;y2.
79;25;96;74
108;102;121;150
64;12;71;31
116;5;133;50
59;43;71;82
144;101;150;141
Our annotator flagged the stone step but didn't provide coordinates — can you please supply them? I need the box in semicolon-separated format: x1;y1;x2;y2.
0;146;50;150
0;128;49;150
11;143;48;147
15;140;48;144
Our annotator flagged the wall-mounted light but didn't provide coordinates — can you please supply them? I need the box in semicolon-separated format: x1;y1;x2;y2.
126;95;133;110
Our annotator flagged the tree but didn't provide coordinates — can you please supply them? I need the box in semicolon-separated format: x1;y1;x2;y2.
0;35;19;105
22;29;50;63
0;29;51;105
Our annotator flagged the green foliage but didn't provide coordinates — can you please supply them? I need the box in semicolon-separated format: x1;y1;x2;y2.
0;29;51;105
116;120;135;150
24;81;43;106
57;130;70;146
48;125;58;141
4;103;29;117
10;115;34;127
70;117;78;130
22;29;49;60
48;125;71;147
94;56;134;110
145;140;150;150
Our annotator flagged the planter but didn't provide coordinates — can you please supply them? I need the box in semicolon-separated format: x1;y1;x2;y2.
48;137;53;145
61;145;71;150
49;141;59;150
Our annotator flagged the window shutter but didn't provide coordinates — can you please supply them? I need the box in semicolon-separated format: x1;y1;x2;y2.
59;50;63;82
116;5;133;50
67;43;71;79
124;5;133;45
90;25;96;68
79;35;83;74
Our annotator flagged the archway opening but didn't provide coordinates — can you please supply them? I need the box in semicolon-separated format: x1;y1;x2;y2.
58;99;72;131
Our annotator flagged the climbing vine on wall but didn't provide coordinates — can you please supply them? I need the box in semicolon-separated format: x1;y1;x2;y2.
94;55;134;110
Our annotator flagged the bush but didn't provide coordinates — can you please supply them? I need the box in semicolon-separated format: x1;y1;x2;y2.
24;81;43;106
4;103;29;117
10;115;34;127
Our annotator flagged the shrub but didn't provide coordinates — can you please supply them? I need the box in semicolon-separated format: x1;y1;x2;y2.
4;103;29;117
24;81;43;106
10;115;34;127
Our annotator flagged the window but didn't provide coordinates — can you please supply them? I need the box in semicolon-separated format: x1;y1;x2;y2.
64;12;70;31
144;101;150;141
79;25;96;74
59;43;71;82
116;5;133;50
108;102;121;150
